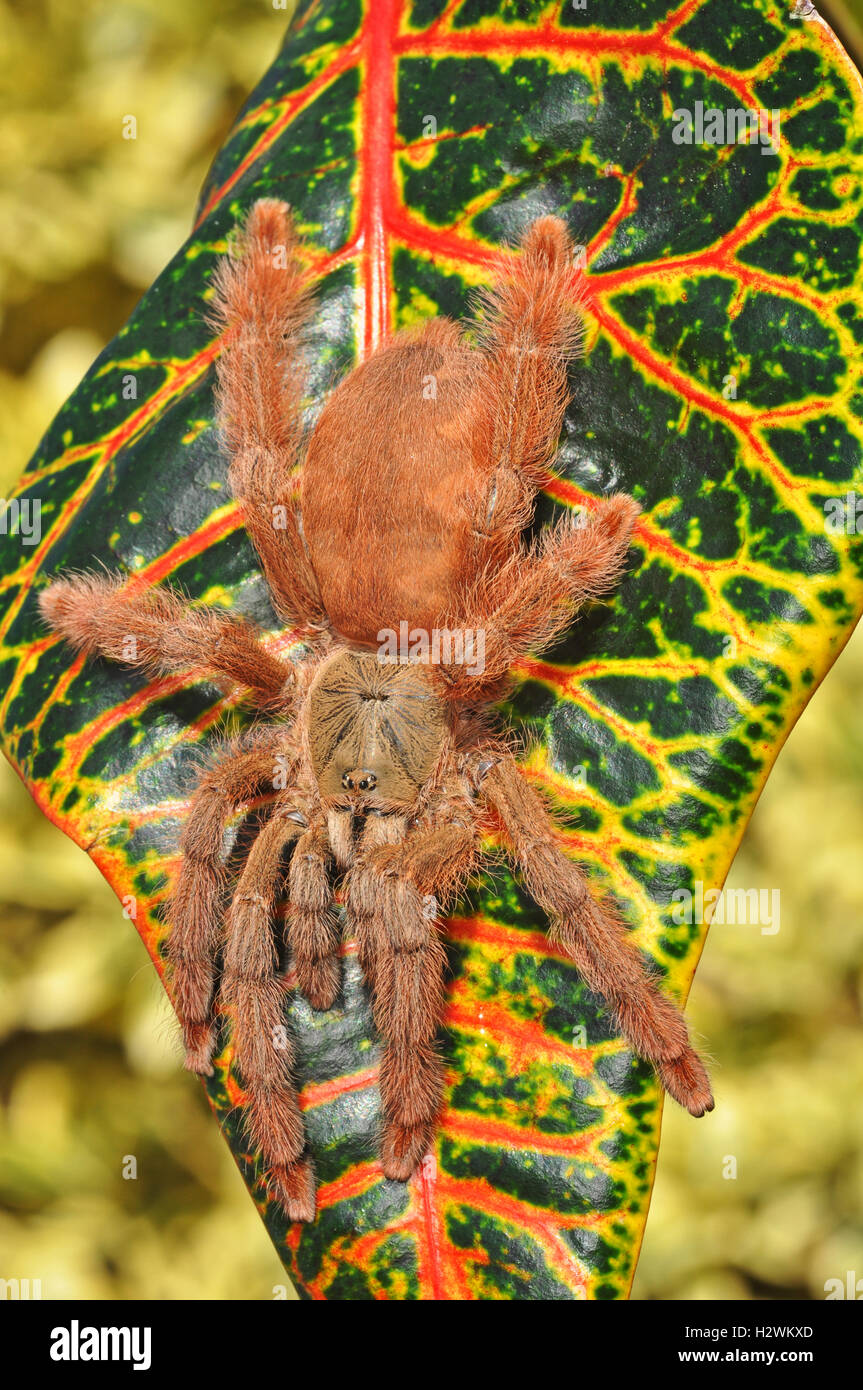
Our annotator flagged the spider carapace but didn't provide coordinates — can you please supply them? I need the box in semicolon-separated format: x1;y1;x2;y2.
40;200;713;1223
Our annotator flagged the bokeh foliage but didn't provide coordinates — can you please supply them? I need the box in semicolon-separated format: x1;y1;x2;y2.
1;0;862;1300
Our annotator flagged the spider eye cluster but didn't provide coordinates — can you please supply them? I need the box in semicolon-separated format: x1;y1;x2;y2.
341;770;378;792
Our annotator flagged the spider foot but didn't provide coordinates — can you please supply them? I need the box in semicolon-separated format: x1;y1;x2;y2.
183;1023;215;1077
298;956;341;1012
38;575;108;648
594;491;642;543
521;214;571;270
658;1047;714;1117
380;1121;433;1182
269;1156;317;1224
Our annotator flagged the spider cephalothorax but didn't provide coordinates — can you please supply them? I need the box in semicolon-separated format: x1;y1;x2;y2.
307;649;448;810
40;200;713;1222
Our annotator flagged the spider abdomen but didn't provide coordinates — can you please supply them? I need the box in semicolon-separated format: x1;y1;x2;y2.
301;319;485;647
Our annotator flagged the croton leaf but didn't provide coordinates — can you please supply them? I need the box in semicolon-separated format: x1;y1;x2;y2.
2;0;862;1301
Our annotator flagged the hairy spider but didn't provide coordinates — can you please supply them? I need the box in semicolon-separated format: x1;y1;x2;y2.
40;200;713;1223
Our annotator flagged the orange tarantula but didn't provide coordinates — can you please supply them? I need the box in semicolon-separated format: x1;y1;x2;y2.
40;200;713;1222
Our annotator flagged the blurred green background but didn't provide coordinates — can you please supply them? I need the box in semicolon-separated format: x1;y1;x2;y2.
0;0;861;1301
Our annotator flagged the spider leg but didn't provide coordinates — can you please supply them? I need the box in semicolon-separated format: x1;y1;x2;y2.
169;730;290;1075
450;493;642;694
221;808;315;1222
470;215;585;495
39;572;292;711
210;199;328;637
434;217;640;697
479;753;714;1116
348;809;477;1181
287;816;341;1011
456;217;585;589
347;814;407;995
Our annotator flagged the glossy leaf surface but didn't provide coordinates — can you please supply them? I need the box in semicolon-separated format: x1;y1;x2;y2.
2;0;862;1299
